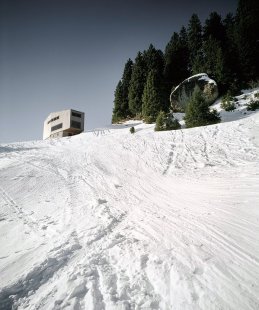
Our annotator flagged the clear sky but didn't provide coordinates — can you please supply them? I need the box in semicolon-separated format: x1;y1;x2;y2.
0;0;238;143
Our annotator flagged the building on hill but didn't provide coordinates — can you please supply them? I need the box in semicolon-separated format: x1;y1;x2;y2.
43;109;84;139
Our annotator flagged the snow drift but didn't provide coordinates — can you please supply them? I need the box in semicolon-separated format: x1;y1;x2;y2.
0;90;259;310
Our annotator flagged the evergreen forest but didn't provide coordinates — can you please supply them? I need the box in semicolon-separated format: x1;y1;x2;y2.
112;0;259;125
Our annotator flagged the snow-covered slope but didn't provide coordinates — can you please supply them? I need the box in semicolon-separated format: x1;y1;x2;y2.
1;94;259;309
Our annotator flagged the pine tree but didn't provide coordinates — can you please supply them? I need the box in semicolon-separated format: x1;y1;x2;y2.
155;111;166;131
187;14;203;73
165;114;181;130
235;0;259;82
203;12;226;45
121;59;133;117
112;81;124;123
128;52;146;116
223;13;241;93
143;44;164;76
155;111;181;131
142;71;165;123
185;86;220;128
164;28;190;91
202;37;226;92
111;59;133;122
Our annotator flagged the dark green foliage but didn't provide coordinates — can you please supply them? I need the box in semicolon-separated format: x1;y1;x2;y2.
113;2;259;125
130;126;135;134
221;93;236;111
187;14;203;74
236;0;259;82
143;45;168;112
112;59;133;123
165;114;181;130
142;71;166;123
155;111;166;131
121;59;133;116
185;86;221;128
247;100;259;111
112;81;124;123
128;46;168;120
204;12;226;45
223;13;241;91
128;52;147;115
164;27;190;91
143;44;164;76
202;12;233;92
249;81;259;89
202;37;226;91
155;111;181;131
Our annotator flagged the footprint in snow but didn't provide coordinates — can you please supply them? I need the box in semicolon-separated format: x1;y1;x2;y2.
98;198;107;205
193;266;204;275
140;254;149;269
0;256;9;259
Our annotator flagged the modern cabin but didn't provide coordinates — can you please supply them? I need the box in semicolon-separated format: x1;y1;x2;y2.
43;109;84;139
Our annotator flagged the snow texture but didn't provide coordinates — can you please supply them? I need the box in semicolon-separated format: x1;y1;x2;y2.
0;89;259;309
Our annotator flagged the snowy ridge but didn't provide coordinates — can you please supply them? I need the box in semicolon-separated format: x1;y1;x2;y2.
0;92;259;309
172;73;216;94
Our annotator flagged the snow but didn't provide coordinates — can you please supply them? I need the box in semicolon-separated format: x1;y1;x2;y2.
171;73;216;97
0;90;259;309
198;75;217;85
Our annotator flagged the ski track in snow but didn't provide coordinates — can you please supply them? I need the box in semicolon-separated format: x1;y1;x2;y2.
0;94;259;309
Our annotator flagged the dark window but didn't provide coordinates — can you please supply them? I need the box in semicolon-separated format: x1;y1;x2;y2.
71;120;81;129
72;112;82;118
51;123;63;132
48;116;59;124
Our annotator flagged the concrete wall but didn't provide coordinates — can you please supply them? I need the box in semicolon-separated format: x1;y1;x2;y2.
43;109;84;139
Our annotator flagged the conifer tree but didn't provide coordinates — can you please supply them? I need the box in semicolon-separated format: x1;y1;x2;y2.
185;86;220;128
155;111;181;131
121;59;133;117
202;37;226;91
187;14;203;73
144;44;169;112
203;12;226;45
142;71;165;123
164;28;190;91
235;0;259;82
112;81;124;123
155;111;166;131
128;52;146;116
143;44;164;76
223;13;241;92
112;59;133;122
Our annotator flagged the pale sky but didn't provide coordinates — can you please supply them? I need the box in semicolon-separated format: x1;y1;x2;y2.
0;0;237;143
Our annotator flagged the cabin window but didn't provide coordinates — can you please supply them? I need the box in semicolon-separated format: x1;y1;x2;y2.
71;121;81;129
48;116;59;124
72;112;82;118
51;123;63;131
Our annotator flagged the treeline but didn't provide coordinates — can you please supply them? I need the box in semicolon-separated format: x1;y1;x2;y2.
112;0;259;123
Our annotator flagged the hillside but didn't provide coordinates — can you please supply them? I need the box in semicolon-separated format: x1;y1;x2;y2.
0;91;259;309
